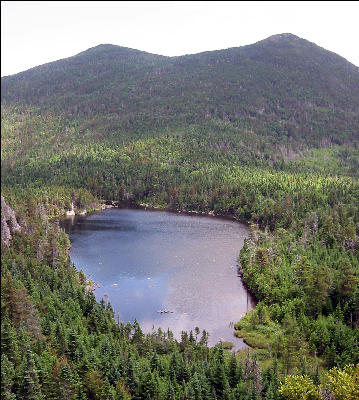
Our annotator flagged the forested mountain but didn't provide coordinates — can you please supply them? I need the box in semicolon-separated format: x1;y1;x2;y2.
1;34;359;399
2;33;359;147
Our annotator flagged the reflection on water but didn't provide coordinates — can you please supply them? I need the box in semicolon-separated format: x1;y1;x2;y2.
63;208;255;349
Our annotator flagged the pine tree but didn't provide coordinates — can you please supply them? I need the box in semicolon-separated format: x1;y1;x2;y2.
100;378;116;400
1;354;16;400
1;319;20;365
115;380;131;400
212;346;228;398
132;319;144;346
139;370;158;400
222;380;234;400
57;362;78;400
188;372;202;400
150;352;160;373
228;353;239;387
67;329;79;361
20;345;44;400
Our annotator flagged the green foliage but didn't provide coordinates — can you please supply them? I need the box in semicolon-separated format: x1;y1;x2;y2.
2;34;359;148
1;196;284;399
1;33;359;399
325;364;359;400
279;375;320;400
280;364;359;400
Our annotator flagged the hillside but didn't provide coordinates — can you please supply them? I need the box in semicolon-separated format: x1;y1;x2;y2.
1;34;359;399
2;33;359;146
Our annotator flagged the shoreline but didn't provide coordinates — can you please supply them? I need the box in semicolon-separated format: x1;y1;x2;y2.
71;199;249;225
62;201;257;350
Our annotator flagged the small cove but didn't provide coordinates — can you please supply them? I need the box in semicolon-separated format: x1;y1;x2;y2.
62;208;255;349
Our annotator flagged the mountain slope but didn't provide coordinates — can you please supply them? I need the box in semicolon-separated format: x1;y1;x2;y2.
1;34;359;399
2;34;359;148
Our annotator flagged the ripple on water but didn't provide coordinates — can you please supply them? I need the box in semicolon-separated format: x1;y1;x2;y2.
63;208;255;349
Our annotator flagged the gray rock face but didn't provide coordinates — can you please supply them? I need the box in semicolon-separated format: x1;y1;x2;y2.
1;196;21;247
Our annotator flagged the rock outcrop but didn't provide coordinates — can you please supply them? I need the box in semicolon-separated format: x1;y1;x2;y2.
1;196;21;247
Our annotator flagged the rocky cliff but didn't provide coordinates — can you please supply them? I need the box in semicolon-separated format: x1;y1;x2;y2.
1;195;21;247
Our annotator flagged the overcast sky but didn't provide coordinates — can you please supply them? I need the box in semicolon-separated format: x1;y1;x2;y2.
2;1;359;77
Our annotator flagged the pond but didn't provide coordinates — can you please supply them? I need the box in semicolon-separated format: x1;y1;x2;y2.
62;208;255;349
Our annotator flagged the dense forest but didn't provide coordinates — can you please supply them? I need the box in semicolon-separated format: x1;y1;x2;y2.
1;33;359;399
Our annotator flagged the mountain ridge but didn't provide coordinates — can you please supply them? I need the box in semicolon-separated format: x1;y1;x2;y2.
1;32;359;172
2;33;358;148
3;33;358;79
1;32;359;400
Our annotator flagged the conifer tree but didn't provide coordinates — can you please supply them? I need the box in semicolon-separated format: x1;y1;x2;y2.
1;354;16;400
20;345;44;400
228;353;239;388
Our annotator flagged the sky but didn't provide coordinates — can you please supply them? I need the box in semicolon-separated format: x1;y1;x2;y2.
2;1;359;76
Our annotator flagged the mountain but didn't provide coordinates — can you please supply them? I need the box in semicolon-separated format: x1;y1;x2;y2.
2;34;359;148
1;34;359;399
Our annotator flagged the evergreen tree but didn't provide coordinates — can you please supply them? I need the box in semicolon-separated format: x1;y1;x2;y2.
139;370;158;400
19;345;44;400
57;362;78;400
228;353;239;387
1;354;16;400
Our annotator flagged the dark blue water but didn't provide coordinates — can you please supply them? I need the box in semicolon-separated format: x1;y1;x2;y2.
63;208;255;348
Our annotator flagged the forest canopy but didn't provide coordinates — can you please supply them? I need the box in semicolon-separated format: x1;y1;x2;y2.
1;33;358;399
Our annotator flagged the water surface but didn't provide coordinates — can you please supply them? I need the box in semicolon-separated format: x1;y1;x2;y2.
63;208;255;349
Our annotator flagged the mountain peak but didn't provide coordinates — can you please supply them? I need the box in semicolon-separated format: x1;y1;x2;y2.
78;43;143;55
80;43;168;57
264;33;300;42
90;43;117;49
254;33;311;48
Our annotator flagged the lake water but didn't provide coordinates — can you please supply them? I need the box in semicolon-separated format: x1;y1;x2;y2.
63;208;255;349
